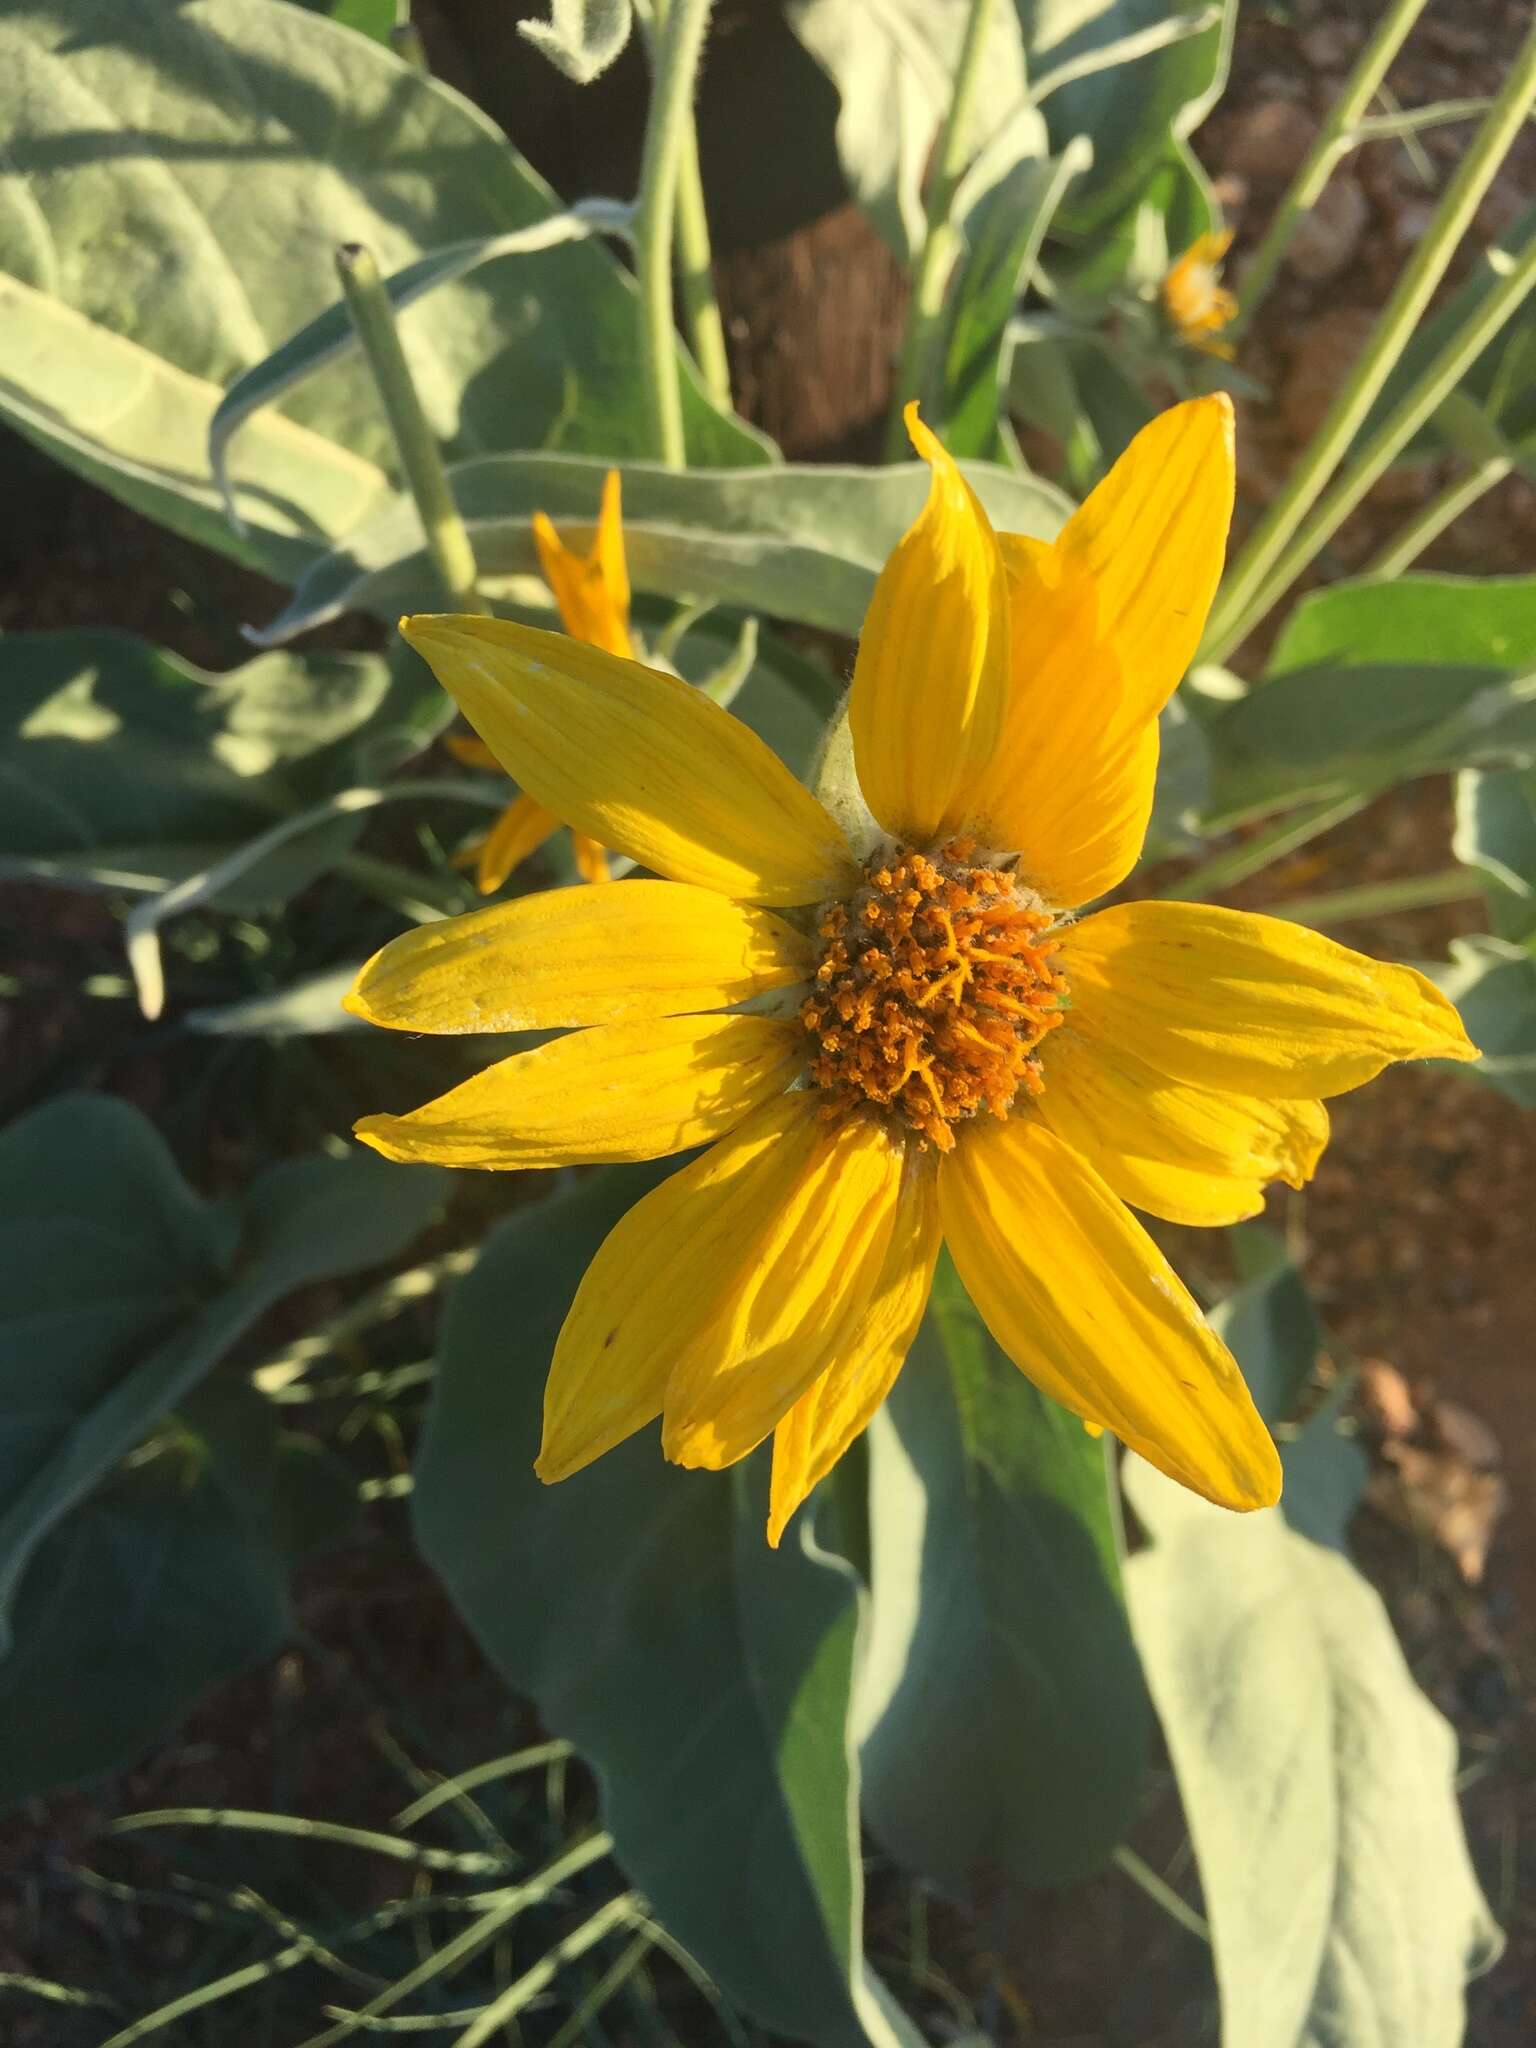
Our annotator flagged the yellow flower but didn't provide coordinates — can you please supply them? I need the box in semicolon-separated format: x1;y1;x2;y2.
447;471;632;892
1162;230;1238;356
346;398;1476;1544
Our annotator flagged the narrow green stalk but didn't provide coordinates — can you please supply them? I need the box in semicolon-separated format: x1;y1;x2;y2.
1111;1846;1211;1943
1264;866;1483;929
1364;453;1514;578
1204;20;1536;663
389;22;428;72
634;0;717;466
334;243;483;612
1235;0;1430;328
454;1894;640;2048
652;0;732;411
111;1807;508;1876
1238;233;1536;629
674;119;732;406
884;0;998;457
1162;794;1371;902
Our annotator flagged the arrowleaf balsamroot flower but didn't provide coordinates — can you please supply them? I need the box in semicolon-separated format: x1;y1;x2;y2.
447;471;631;892
347;396;1476;1543
1162;231;1238;357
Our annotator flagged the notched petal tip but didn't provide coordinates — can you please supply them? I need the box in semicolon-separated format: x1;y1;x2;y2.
351;1113;397;1157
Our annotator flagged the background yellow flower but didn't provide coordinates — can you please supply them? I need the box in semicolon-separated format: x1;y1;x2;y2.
447;471;631;892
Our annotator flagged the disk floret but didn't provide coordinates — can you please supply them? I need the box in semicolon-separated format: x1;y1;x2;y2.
802;838;1067;1149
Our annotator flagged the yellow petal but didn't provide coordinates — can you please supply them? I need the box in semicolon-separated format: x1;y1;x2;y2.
661;1107;907;1471
961;397;1232;908
345;879;811;1035
470;792;561;894
849;404;1010;844
354;1013;801;1170
938;1116;1280;1510
402;614;856;907
572;833;610;884
1036;1026;1329;1227
1060;900;1479;1098
767;1151;940;1546
532;469;633;658
1054;394;1234;722
538;1094;872;1481
965;541;1158;907
446;732;501;770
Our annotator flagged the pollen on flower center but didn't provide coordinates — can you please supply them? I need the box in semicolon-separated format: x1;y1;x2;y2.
800;839;1068;1151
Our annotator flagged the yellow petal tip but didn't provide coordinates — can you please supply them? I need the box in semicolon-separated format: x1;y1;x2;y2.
903;398;950;470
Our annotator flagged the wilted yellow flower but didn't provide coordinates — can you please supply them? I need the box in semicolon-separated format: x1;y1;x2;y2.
447;472;631;891
1163;230;1238;355
347;398;1474;1544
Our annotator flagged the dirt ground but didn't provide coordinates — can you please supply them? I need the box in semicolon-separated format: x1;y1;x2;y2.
2;0;1534;2041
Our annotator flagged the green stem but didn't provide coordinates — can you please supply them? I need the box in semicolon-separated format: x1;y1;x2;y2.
1203;19;1536;663
335;848;467;919
1363;453;1515;579
1111;1847;1211;1944
1260;866;1483;930
1236;232;1536;631
634;0;716;466
1235;0;1431;329
884;0;999;457
657;0;732;411
1161;794;1370;902
389;22;429;71
334;243;483;613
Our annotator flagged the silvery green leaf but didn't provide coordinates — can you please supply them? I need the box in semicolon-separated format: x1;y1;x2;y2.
786;0;1028;260
519;0;634;84
1425;934;1536;1108
1126;1458;1501;2048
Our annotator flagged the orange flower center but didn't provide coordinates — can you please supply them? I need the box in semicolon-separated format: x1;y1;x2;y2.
801;839;1067;1150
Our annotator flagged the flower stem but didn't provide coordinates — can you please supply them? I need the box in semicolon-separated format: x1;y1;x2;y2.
652;0;732;411
883;0;998;458
1162;794;1371;903
1264;866;1483;930
1231;231;1536;635
389;22;429;72
1202;18;1536;664
1364;404;1516;578
1364;454;1514;579
1234;0;1432;330
334;241;483;613
634;0;716;466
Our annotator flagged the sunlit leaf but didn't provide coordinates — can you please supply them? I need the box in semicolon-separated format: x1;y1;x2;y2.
0;631;424;906
785;0;1029;260
254;453;1071;644
1126;1457;1501;2048
1206;576;1536;825
0;0;762;582
1031;0;1233;234
935;145;1090;459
